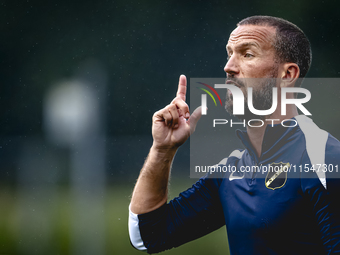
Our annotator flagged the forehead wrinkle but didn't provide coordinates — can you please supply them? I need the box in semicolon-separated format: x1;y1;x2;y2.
227;25;276;50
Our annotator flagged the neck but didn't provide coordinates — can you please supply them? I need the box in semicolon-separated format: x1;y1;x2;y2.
246;105;298;158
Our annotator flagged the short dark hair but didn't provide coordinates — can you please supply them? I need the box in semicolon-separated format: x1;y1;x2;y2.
238;16;312;84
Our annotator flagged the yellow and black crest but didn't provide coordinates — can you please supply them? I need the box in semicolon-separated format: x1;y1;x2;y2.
265;162;290;190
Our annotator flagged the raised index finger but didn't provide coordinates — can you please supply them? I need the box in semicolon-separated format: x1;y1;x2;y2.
176;74;187;101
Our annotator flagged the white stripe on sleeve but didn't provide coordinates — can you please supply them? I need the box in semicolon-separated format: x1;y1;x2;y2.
295;115;328;189
128;204;147;251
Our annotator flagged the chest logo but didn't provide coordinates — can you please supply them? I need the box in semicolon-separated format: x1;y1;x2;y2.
265;162;290;190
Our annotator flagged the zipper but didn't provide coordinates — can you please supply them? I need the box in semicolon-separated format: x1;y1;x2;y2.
252;162;258;180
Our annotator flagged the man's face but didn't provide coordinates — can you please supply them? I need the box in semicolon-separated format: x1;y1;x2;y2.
224;25;280;120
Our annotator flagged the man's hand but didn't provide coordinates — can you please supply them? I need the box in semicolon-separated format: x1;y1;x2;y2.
130;75;202;214
152;75;202;150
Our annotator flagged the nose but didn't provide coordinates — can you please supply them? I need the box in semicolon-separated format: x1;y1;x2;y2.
224;55;239;77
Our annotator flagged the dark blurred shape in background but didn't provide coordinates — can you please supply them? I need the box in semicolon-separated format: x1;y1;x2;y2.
1;0;340;254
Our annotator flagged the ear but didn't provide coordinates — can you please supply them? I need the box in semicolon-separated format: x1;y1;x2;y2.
280;63;300;87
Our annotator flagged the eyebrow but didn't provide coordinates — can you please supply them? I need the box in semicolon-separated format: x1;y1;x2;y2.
226;42;259;53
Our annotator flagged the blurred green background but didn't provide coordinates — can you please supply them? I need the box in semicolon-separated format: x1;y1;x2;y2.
1;0;340;254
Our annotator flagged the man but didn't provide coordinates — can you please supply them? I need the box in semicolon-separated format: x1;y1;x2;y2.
128;16;340;254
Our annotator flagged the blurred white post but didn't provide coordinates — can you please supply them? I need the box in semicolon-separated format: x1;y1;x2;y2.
44;60;107;255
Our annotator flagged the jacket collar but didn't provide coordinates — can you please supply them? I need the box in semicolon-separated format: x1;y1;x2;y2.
236;118;300;162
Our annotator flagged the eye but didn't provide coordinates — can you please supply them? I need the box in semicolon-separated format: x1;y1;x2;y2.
244;53;254;58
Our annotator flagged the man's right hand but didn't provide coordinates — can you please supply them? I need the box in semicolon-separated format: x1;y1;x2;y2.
152;75;202;150
130;75;202;215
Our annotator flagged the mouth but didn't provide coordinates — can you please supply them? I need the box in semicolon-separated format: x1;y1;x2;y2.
225;79;242;88
225;79;242;99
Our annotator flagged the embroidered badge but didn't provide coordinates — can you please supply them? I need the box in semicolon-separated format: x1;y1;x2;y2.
265;162;290;190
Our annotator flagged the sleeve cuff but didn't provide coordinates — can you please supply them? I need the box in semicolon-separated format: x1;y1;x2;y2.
128;203;147;251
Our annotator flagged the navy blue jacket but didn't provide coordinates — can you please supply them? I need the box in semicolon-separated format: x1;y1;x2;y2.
129;116;340;254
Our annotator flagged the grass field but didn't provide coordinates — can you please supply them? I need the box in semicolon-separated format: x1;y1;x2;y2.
0;179;230;255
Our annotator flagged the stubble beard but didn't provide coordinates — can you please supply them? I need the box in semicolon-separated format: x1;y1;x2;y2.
225;70;278;122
